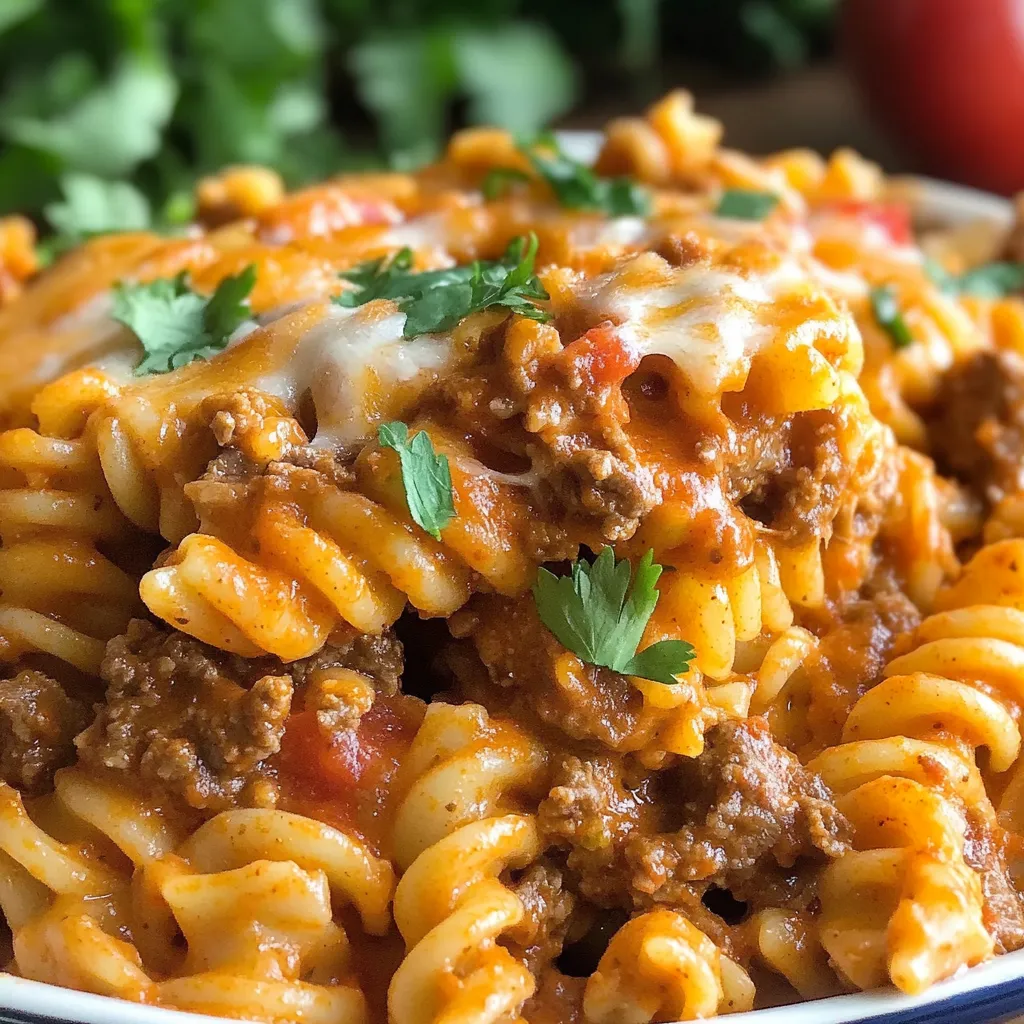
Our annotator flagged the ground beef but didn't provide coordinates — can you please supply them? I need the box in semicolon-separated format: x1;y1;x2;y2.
0;671;88;793
76;619;403;810
537;754;667;915
927;350;1024;503
503;860;577;971
728;402;868;545
448;595;647;750
542;435;659;544
521;972;586;1024
797;592;919;757
627;719;850;903
538;756;651;858
962;811;1024;955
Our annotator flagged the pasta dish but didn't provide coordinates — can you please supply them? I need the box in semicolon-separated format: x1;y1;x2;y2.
3;92;1024;1023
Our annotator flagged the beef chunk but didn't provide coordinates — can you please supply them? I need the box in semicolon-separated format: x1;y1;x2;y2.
0;671;88;793
962;811;1024;955
927;350;1024;503
537;755;664;911
628;719;850;899
504;860;577;971
539;756;649;856
449;596;647;750
549;441;659;544
729;402;869;545
76;619;403;810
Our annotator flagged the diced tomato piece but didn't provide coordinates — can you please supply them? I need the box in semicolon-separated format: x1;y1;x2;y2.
560;323;642;388
274;696;422;841
821;199;913;246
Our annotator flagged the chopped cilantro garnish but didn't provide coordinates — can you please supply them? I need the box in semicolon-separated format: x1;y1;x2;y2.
483;136;650;216
378;421;455;540
926;258;1024;300
336;233;550;336
870;284;914;350
482;167;531;200
532;547;695;685
113;264;257;376
715;188;780;220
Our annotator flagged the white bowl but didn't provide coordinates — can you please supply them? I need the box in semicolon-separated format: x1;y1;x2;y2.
2;143;1022;1024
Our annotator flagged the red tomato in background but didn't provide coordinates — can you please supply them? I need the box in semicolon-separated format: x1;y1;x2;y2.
841;0;1024;195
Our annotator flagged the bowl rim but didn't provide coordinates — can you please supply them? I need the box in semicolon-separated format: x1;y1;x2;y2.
1;137;1021;1024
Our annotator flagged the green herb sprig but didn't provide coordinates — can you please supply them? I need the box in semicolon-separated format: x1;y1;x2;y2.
926;258;1024;300
484;135;651;217
532;547;695;685
715;188;779;220
113;264;257;375
869;284;914;350
378;421;455;539
336;233;550;336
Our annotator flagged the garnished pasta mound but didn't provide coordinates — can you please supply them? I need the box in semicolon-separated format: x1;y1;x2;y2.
3;92;1024;1023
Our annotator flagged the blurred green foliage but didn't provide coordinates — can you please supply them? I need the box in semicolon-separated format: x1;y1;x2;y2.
0;0;836;228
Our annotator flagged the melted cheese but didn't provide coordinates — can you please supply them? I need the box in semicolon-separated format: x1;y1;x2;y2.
579;253;810;394
258;302;459;449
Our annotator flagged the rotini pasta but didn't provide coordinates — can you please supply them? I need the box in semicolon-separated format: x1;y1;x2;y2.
3;90;1024;1024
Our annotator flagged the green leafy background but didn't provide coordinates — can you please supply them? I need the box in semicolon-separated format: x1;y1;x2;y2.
0;0;836;228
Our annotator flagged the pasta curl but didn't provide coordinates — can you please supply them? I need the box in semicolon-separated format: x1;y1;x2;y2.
0;770;391;1022
583;910;754;1022
140;417;537;659
387;704;550;1024
0;400;141;672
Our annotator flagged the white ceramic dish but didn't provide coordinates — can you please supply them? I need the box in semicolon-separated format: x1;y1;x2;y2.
1;140;1021;1024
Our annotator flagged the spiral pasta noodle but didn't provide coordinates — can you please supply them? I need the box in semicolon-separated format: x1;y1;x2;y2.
804;543;1024;993
387;703;550;1024
5;87;1024;1024
138;414;537;660
0;388;140;671
583;910;754;1022
0;769;393;1022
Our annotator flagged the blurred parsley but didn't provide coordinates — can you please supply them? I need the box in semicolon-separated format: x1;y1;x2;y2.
0;0;837;235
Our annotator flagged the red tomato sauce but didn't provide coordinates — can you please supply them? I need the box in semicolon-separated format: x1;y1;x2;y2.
273;694;424;854
560;323;642;388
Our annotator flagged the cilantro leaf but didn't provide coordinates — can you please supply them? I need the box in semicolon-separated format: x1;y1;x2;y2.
870;284;914;350
203;264;258;341
482;167;531;200
337;232;550;336
532;547;695;685
40;174;153;263
4;58;177;179
926;258;1024;300
520;138;651;216
114;265;257;376
378;421;455;539
715;188;779;220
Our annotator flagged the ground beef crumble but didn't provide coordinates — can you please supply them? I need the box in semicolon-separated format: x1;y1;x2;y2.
962;810;1024;955
0;670;88;793
448;595;647;750
927;350;1024;504
627;719;851;901
536;720;849;934
75;619;403;810
503;860;577;972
